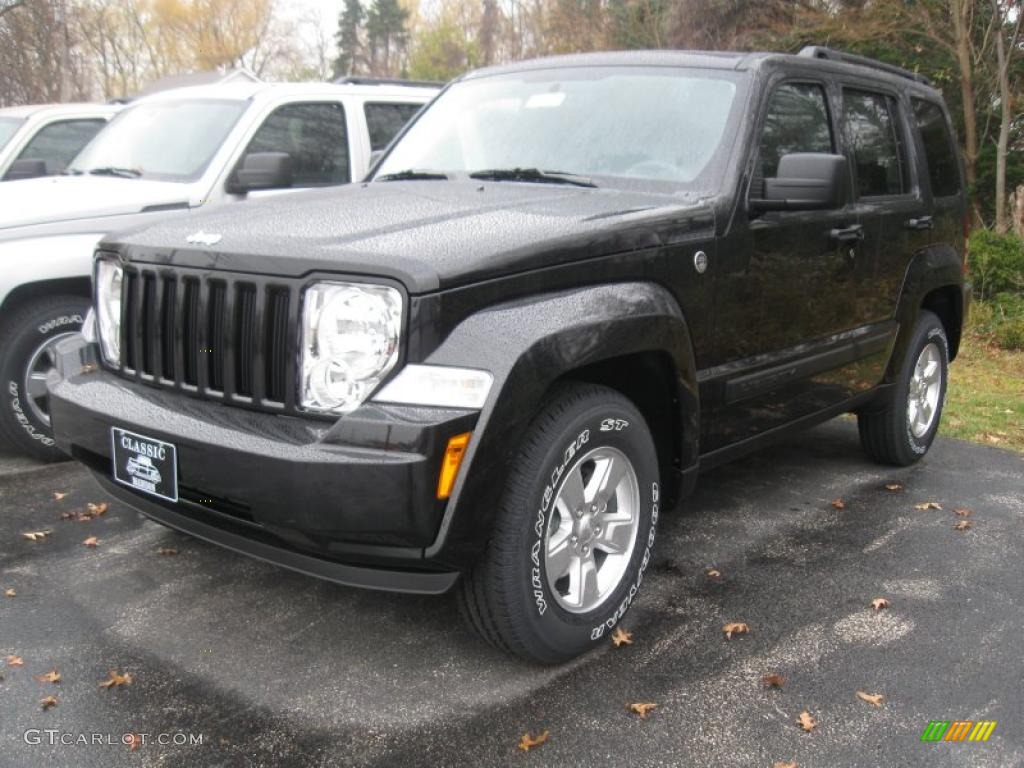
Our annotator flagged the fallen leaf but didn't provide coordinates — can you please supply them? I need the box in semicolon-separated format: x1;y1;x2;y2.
871;598;890;611
99;670;133;689
856;691;884;707
156;547;179;556
53;492;68;501
87;502;108;516
40;695;58;711
954;508;973;517
774;762;798;768
517;730;549;752
797;710;817;732
611;627;633;647
831;498;846;509
22;531;52;541
953;520;972;531
762;673;787;688
126;733;142;751
36;669;61;684
628;702;658;718
58;511;77;521
884;484;903;492
6;655;24;667
4;588;15;598
705;568;722;579
82;537;100;548
723;622;750;640
914;501;942;511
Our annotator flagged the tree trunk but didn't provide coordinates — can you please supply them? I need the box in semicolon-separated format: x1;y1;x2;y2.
991;0;1021;234
1013;186;1024;239
951;0;978;191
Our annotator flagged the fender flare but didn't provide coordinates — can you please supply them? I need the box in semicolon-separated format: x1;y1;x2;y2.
888;242;966;381
0;233;104;313
421;281;698;565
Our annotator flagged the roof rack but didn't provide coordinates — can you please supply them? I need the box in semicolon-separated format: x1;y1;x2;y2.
333;76;443;88
798;46;931;86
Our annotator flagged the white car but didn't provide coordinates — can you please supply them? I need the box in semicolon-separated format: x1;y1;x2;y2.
0;103;119;181
0;79;436;460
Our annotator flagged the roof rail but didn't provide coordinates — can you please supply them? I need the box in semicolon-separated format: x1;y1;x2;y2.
798;46;931;86
333;76;443;88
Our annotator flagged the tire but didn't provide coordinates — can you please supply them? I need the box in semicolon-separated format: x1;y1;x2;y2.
0;295;89;462
858;310;949;466
459;383;661;664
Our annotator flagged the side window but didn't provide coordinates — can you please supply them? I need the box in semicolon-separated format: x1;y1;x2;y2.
912;99;960;197
243;103;349;186
15;119;106;174
842;90;909;197
756;83;833;189
364;102;422;152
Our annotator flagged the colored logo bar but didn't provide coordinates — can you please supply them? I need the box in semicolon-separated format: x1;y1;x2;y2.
920;721;997;742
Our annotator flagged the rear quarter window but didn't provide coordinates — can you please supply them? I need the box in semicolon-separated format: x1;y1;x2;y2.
912;99;961;197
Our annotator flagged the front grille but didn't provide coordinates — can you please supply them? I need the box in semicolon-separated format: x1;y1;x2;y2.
116;265;300;413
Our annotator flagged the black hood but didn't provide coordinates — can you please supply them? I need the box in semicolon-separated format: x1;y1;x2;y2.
112;181;715;294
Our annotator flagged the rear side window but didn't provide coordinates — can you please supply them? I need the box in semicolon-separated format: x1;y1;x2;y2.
364;102;422;151
244;102;349;186
842;90;909;197
912;99;960;197
757;83;833;183
16;118;106;174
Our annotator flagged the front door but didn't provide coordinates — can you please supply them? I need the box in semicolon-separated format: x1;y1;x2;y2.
706;79;861;451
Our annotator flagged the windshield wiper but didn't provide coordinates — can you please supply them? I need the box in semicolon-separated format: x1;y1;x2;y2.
376;169;449;182
468;168;597;188
86;166;142;179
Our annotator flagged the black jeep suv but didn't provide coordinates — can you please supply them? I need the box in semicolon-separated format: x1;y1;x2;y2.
50;48;969;664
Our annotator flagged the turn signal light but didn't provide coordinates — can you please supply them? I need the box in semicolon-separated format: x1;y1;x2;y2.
437;432;471;500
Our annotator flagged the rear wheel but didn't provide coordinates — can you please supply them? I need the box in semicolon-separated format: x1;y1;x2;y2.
858;310;949;466
0;295;88;461
459;383;661;664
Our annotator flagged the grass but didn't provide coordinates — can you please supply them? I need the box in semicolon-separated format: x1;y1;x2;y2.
943;317;1024;452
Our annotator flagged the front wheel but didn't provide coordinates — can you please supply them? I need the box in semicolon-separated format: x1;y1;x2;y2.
858;310;949;466
459;383;661;664
0;295;89;462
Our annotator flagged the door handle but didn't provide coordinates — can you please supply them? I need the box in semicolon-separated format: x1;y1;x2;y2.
829;224;865;243
906;215;934;230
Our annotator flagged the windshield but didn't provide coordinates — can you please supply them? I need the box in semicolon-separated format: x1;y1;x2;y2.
375;66;745;191
67;99;247;182
0;117;25;151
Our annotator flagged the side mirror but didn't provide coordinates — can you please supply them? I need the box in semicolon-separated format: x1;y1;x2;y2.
229;152;293;194
750;153;847;212
4;158;48;181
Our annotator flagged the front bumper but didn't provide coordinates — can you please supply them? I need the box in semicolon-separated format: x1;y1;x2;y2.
49;338;477;594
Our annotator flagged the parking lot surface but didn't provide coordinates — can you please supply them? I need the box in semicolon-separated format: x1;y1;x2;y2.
1;420;1022;767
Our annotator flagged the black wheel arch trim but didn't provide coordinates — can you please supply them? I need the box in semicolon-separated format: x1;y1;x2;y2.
419;281;698;568
889;242;967;380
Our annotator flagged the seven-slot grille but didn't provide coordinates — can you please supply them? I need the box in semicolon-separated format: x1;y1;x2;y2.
115;265;299;412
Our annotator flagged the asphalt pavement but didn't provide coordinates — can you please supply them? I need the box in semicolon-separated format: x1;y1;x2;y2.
1;420;1021;768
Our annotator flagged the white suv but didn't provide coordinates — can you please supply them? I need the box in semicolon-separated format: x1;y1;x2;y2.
0;103;119;181
0;79;436;460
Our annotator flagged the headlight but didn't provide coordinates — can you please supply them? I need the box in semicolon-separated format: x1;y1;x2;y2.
300;282;402;414
94;256;123;365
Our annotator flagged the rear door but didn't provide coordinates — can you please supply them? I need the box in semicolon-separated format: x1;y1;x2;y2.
839;87;930;337
910;97;967;256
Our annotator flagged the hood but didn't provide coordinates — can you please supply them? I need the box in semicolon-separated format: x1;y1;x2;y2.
116;181;715;293
0;175;191;230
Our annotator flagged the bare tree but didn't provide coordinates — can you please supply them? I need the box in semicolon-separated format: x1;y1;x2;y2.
990;0;1023;233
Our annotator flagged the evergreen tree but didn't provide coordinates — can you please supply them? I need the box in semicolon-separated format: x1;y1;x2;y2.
332;0;365;78
366;0;409;76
